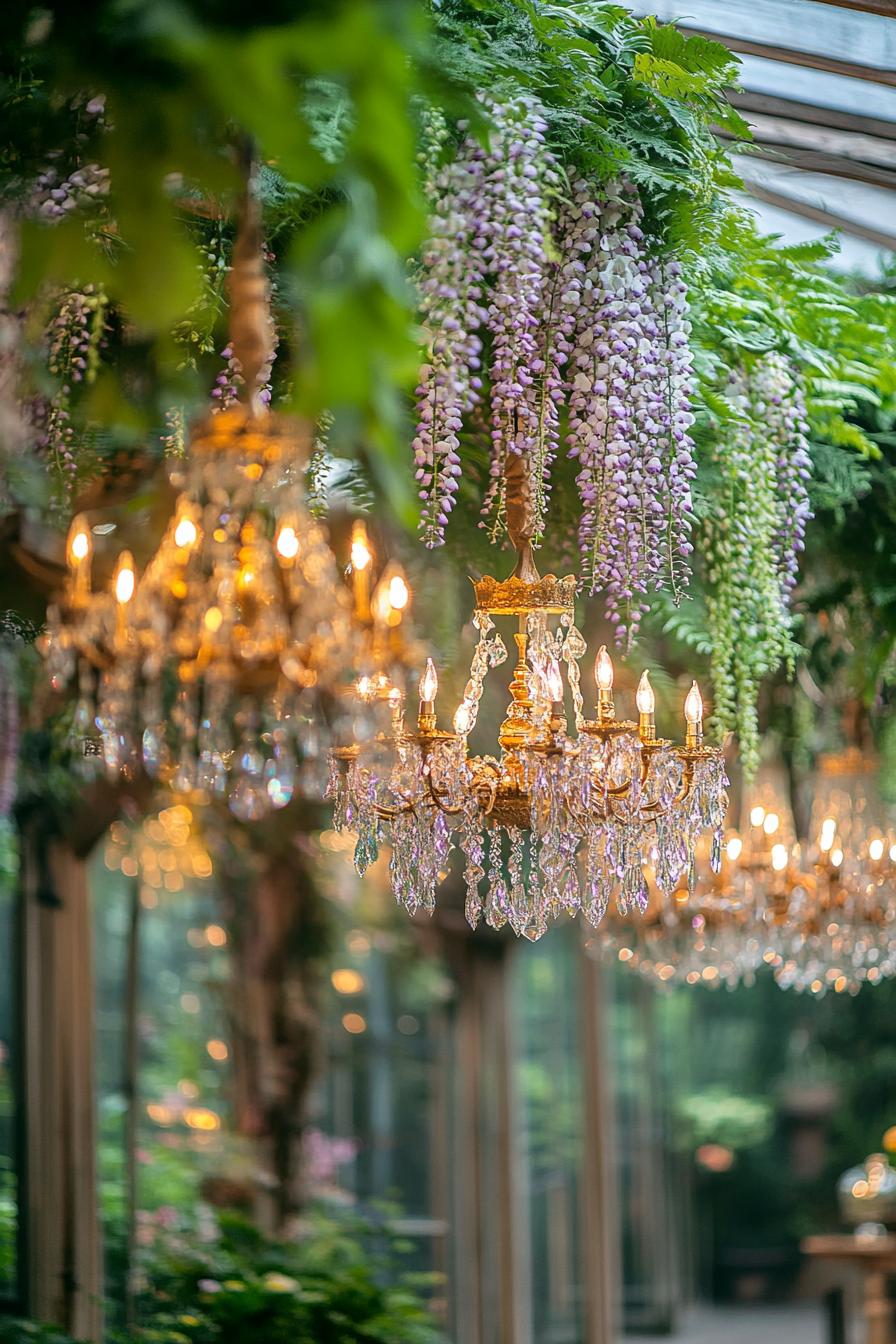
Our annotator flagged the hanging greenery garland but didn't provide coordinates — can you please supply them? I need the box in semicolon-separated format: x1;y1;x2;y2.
702;353;812;774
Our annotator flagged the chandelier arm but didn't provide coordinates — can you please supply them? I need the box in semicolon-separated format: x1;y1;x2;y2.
228;146;274;418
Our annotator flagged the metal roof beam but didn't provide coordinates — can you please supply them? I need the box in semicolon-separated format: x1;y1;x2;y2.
743;182;896;250
730;91;896;141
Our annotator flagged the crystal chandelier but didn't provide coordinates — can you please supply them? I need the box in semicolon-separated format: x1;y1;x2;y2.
42;176;364;819
596;755;896;994
328;460;729;940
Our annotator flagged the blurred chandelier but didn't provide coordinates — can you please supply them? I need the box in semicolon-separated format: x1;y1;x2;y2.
42;175;362;819
598;751;896;994
329;459;729;940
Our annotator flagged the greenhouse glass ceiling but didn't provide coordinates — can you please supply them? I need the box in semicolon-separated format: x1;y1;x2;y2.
629;0;896;272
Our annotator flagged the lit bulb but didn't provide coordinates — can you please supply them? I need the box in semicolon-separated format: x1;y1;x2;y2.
870;838;884;862
350;521;372;571
831;847;843;868
453;701;473;735
726;836;743;863
388;573;409;611
275;524;299;560
67;515;92;567
763;812;779;836
419;658;438;705
750;806;765;828
546;658;564;704
771;844;788;873
819;817;837;852
595;646;614;692
114;551;135;604
636;670;655;716
174;516;198;549
684;680;702;725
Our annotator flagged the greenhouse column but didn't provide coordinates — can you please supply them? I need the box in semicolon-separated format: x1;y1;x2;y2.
446;930;533;1344
21;828;102;1340
580;949;620;1344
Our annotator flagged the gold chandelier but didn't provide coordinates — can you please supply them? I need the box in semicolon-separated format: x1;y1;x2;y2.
41;172;366;818
329;458;729;939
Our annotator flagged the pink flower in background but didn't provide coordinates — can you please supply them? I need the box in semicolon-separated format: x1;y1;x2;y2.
305;1128;357;1187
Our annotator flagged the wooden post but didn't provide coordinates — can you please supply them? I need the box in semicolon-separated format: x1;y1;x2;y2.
579;948;620;1344
21;832;102;1340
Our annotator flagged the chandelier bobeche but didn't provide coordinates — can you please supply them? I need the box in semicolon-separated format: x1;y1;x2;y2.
42;182;364;818
329;477;728;940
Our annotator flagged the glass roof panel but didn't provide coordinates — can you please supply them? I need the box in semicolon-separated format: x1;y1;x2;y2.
737;53;896;120
626;0;896;70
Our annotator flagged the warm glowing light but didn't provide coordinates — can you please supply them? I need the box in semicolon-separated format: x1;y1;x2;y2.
419;658;438;704
331;968;365;995
831;847;843;868
275;524;299;560
388;573;409;610
174;516;198;548
750;806;765;828
696;1143;735;1174
67;515;92;567
350;525;372;571
684;680;702;725
771;844;788;872
546;658;564;703
342;1012;367;1034
114;552;136;604
207;1039;228;1061
763;812;779;836
870;838;884;862
852;1179;870;1198
184;1107;220;1132
819;817;837;852
726;837;743;863
146;1103;174;1126
454;701;473;736
636;670;655;716
595;645;614;692
205;924;226;947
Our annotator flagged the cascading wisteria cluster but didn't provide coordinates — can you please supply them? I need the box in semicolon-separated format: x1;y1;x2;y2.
33;287;109;500
704;354;812;773
413;95;697;644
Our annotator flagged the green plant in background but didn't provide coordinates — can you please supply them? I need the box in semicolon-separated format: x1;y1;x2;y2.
677;1086;773;1154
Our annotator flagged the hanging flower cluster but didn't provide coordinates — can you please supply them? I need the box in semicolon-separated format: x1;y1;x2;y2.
412;97;696;644
703;353;812;774
559;179;696;641
33;286;108;503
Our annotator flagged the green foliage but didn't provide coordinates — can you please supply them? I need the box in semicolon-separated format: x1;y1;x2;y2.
677;1086;773;1152
427;0;742;252
132;1207;443;1344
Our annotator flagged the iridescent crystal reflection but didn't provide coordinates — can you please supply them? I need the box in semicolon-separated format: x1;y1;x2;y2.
595;756;896;994
43;407;364;818
329;577;729;940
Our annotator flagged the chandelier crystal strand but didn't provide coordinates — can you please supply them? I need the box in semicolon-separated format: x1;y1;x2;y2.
42;164;365;815
330;444;728;939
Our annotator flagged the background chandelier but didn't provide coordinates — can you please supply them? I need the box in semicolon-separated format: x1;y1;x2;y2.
596;753;896;994
329;458;729;940
42;172;362;819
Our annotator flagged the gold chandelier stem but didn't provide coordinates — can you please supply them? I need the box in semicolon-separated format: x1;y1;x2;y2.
504;449;541;582
228;146;274;418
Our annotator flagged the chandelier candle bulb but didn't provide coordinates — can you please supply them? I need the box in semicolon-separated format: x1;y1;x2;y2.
595;645;615;723
350;520;373;622
684;680;703;750
113;550;136;643
418;658;439;734
66;514;93;605
636;670;656;743
274;517;299;563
